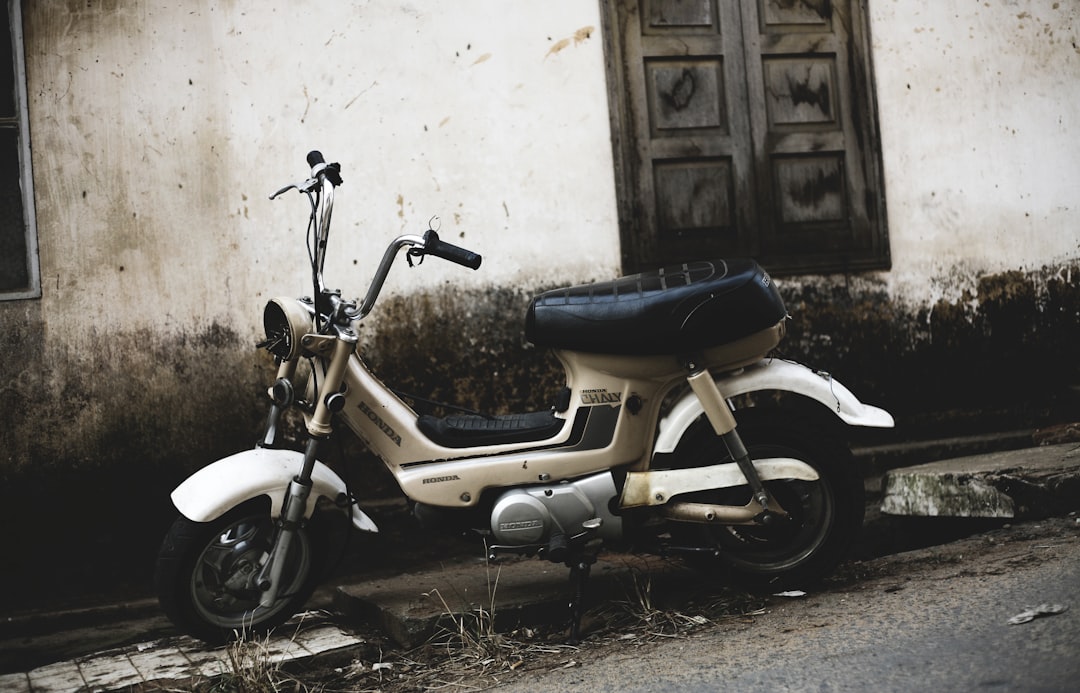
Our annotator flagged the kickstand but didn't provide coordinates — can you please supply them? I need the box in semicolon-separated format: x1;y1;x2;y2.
566;553;596;645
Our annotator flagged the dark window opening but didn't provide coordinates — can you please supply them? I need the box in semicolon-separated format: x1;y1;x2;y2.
1;0;38;299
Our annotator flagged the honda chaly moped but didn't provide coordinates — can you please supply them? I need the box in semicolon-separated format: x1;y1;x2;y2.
155;152;893;643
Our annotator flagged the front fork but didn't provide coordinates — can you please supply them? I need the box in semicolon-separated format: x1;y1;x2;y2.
257;325;358;607
682;356;786;523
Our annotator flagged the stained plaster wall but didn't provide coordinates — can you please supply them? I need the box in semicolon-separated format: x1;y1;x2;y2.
0;0;618;609
0;0;1078;608
871;0;1079;297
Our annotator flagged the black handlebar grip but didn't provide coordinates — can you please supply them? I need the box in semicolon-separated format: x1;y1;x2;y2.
307;150;326;168
423;230;482;270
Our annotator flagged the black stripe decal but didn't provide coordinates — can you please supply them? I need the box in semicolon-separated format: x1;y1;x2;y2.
400;405;621;468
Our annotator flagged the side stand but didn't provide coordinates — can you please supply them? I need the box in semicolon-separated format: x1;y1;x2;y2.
493;518;605;645
566;552;597;645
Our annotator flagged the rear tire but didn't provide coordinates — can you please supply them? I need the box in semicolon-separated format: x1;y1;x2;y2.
667;409;863;592
155;498;325;643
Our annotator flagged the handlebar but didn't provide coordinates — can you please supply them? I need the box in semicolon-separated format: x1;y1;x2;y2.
420;229;483;271
307;150;343;187
275;150;483;321
352;230;482;319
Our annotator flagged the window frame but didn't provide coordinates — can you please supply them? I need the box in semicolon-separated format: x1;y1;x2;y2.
2;0;39;301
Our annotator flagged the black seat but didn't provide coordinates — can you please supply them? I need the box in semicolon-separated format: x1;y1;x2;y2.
417;410;564;449
524;259;786;355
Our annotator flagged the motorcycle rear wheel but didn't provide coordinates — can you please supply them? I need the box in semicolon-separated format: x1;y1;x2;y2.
667;408;864;592
155;498;324;643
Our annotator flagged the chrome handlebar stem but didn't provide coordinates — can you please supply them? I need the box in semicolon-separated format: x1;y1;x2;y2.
353;234;426;319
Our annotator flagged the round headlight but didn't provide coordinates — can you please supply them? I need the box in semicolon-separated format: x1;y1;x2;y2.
261;297;314;361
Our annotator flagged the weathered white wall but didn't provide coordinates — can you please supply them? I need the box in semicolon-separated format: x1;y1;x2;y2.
24;0;1080;342
11;0;1080;443
867;0;1080;304
27;0;619;340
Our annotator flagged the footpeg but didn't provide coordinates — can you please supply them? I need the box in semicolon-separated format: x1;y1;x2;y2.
546;532;570;563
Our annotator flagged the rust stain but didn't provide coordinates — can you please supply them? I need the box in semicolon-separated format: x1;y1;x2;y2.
546;37;571;58
396;194;405;220
472;53;492;66
546;25;594;58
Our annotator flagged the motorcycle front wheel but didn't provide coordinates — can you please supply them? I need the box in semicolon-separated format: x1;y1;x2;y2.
155;498;325;643
667;408;864;592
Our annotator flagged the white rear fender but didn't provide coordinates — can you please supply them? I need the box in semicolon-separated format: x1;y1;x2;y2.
654;359;894;455
170;448;378;533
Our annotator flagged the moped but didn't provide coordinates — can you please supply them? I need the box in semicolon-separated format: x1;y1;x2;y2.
155;151;893;643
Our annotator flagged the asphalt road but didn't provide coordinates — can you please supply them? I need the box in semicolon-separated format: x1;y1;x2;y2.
493;517;1080;692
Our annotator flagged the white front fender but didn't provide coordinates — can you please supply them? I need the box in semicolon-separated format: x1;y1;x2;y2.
654;359;894;455
171;447;378;533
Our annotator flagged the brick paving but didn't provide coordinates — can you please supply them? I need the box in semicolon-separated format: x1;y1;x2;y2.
0;617;364;693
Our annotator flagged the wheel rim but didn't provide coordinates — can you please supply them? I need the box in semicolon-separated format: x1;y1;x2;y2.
189;512;311;630
674;437;837;575
704;473;835;573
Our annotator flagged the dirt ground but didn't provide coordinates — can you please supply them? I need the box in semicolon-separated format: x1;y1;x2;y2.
3;502;1077;690
260;510;1080;692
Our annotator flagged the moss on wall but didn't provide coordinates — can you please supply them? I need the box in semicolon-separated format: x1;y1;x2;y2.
359;287;564;416
778;263;1080;438
1;263;1077;611
360;263;1080;441
0;312;270;612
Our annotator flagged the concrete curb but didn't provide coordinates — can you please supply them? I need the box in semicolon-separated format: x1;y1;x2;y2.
881;442;1080;518
0;599;160;641
333;553;677;649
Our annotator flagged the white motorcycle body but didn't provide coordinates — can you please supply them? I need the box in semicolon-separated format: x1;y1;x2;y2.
173;357;891;532
156;151;894;643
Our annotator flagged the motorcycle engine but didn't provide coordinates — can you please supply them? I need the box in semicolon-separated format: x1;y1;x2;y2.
489;472;621;546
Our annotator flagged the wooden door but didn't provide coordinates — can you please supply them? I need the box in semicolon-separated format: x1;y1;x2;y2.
603;0;888;275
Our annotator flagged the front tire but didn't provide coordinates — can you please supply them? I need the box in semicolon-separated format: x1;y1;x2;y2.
668;409;864;592
155;498;324;643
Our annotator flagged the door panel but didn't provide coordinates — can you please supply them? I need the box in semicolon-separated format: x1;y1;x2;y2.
616;0;758;266
603;0;888;275
743;0;885;271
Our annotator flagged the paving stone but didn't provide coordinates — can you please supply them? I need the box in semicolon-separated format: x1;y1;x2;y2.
0;673;29;693
76;653;142;692
294;623;366;654
126;647;197;685
25;660;85;692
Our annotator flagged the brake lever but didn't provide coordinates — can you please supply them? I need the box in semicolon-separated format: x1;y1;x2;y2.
269;184;297;200
269;176;321;200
